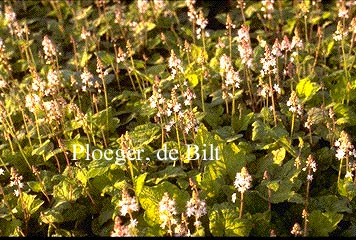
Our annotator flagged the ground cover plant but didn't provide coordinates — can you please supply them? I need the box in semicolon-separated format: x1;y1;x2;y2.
0;0;356;236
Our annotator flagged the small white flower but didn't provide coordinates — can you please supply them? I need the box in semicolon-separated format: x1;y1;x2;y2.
336;149;346;160
345;171;353;179
14;189;20;197
273;84;281;94
173;103;181;113
232;193;237;203
0;168;4;175
129;219;138;228
307;174;313;182
194;220;202;227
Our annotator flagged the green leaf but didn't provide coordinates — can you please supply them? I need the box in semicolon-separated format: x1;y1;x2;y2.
73;5;93;20
130;123;160;148
308;210;343;236
252;120;268;142
311;195;351;213
338;178;356;201
76;168;88;186
152;165;186;184
232;112;254;133
213;126;243;142
203;105;224;128
27;181;42;192
332;103;356;126
266;181;279;192
45;148;63;161
66;140;87;160
296;77;320;103
20;192;44;215
135;172;147;196
53;179;82;202
326;40;334;57
185;73;199;87
32;139;52;156
0;219;22;236
80;51;92;68
86;163;109;179
272;148;285;166
209;202;252;236
269;180;303;204
146;64;166;77
41;209;64;224
96;51;115;66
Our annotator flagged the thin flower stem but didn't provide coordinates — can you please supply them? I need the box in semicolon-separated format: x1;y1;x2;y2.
268;75;277;126
239;191;244;219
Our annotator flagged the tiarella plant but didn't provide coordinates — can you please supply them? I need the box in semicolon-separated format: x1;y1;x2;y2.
0;0;356;237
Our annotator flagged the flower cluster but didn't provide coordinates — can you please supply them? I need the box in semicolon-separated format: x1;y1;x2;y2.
9;167;24;197
233;167;252;194
42;35;58;64
260;45;277;77
291;222;303;236
118;188;139;217
291;32;303;50
281;35;292;52
225;14;236;30
80;27;91;40
338;3;349;19
195;10;208;39
114;2;124;24
219;54;241;100
149;77;199;137
25;93;42;113
0;38;9;68
137;0;148;14
30;68;46;95
333;21;348;41
261;0;275;20
159;192;178;234
237;25;253;68
287;91;303;116
96;56;109;80
43;98;66;126
4;5;25;38
302;155;317;182
174;213;191;237
334;131;356;161
186;179;207;227
110;216;138;237
80;67;94;92
304;114;313;130
116;47;127;63
168;50;184;80
111;188;139;237
186;0;208;39
45;69;62;96
72;67;100;93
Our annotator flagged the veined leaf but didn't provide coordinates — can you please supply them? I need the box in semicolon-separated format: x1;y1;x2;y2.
272;148;285;166
209;202;252;236
308;210;343;236
296;77;320;103
20;192;44;215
